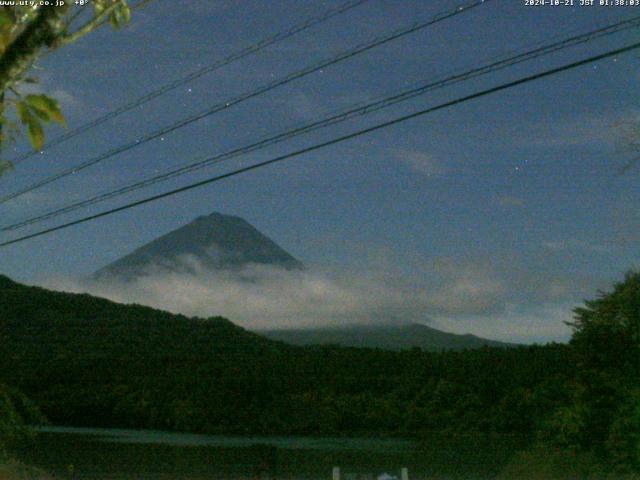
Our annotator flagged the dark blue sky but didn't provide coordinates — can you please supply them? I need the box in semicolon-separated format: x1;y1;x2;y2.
1;0;638;341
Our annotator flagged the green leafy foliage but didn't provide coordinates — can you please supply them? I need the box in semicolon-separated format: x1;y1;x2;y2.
24;94;65;126
0;2;132;162
15;94;64;150
0;383;45;456
606;388;640;470
16;100;44;151
570;271;640;371
93;0;131;29
540;271;640;472
109;2;131;29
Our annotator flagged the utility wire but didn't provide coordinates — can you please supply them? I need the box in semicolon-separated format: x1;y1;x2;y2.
3;14;638;232
0;0;490;205
9;0;368;165
1;40;637;248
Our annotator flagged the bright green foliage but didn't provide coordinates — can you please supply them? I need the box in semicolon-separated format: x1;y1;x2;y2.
93;0;131;29
15;94;65;150
108;2;132;29
23;94;65;126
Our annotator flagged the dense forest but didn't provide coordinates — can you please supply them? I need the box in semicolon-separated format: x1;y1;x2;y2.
0;272;638;475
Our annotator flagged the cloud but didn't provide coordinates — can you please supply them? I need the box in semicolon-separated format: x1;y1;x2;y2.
51;260;435;330
0;190;55;216
397;150;447;177
38;253;599;343
421;261;507;316
286;91;326;121
433;303;574;344
493;195;524;208
516;110;640;151
46;255;511;330
611;201;640;247
542;239;613;254
48;88;81;112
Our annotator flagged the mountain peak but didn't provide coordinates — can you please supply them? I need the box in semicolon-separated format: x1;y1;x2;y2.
195;211;243;223
93;212;303;281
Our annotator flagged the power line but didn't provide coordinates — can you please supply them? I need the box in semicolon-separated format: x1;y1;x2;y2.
0;0;490;205
2;40;637;248
9;0;368;165
3;14;638;232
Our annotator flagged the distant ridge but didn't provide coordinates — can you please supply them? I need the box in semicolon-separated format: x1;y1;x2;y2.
94;212;303;281
259;323;516;351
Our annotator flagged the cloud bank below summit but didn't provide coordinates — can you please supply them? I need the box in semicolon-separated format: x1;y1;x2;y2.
37;255;590;342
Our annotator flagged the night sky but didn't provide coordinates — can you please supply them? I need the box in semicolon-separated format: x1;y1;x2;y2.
1;0;639;342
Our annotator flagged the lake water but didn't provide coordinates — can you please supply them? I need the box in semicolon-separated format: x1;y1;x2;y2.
13;426;524;479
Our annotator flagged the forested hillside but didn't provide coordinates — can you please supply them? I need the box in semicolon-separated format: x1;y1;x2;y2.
0;273;638;474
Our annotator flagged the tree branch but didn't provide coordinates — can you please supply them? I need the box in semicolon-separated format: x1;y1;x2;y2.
0;6;69;92
59;1;124;47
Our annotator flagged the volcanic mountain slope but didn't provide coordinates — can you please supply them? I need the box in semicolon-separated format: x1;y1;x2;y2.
93;212;303;281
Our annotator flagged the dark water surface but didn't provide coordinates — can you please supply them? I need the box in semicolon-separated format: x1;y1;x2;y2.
13;427;525;479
